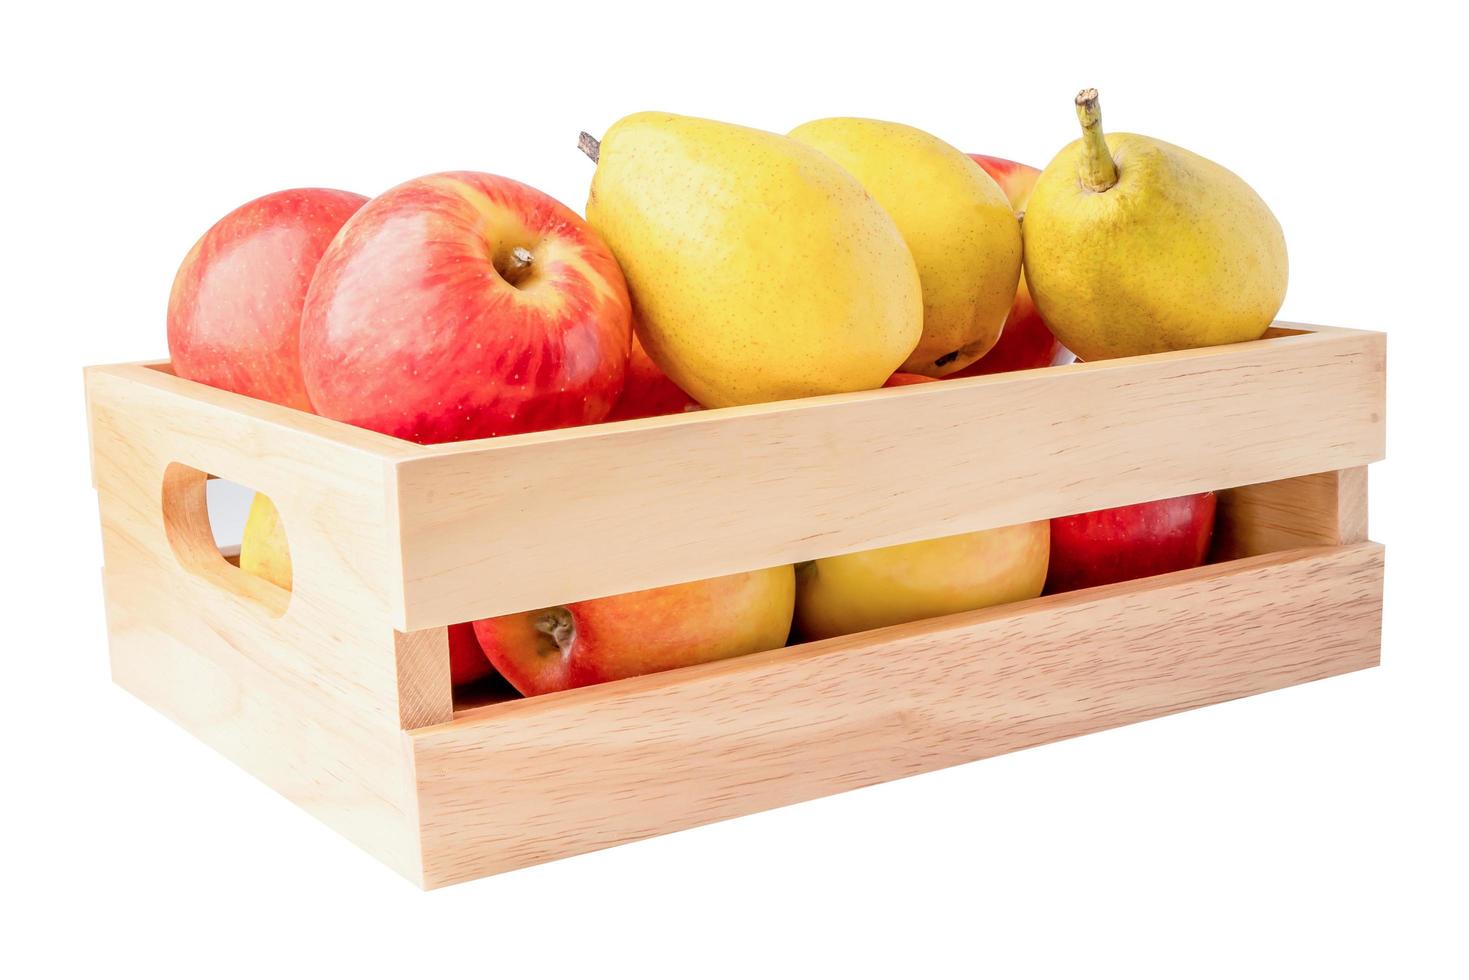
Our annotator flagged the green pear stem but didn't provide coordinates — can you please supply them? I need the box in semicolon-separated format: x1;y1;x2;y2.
578;131;601;163
1074;88;1119;193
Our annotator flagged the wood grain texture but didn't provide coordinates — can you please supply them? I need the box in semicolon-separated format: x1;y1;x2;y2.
84;325;1387;889
408;542;1383;887
388;324;1387;630
161;462;292;617
1214;467;1369;561
85;365;438;880
134;360;415;457
395;628;453;730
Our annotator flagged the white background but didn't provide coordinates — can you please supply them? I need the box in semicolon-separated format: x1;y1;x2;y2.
4;2;1465;976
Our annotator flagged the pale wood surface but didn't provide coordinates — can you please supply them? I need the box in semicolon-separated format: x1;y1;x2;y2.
395;628;453;731
409;542;1383;887
85;365;442;881
83;325;1387;889
161;462;292;617
133;360;415;457
1214;467;1369;561
387;324;1386;630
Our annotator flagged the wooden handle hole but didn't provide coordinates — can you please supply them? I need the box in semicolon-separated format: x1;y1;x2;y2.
160;462;291;618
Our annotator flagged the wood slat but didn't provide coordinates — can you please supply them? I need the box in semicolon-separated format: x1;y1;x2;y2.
388;325;1386;629
409;541;1384;887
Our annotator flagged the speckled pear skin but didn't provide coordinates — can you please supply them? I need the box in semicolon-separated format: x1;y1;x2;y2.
585;112;923;408
788;118;1022;376
1023;129;1288;362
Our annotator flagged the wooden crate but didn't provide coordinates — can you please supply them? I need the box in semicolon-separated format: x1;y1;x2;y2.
84;322;1386;888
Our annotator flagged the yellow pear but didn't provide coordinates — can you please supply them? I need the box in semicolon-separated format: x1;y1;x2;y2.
789;118;1022;376
583;113;922;407
1023;89;1287;361
239;492;291;591
794;521;1049;640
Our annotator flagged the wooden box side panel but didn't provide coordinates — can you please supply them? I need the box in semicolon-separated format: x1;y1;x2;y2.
86;364;450;729
86;365;442;882
390;326;1386;629
409;542;1383;887
103;567;426;882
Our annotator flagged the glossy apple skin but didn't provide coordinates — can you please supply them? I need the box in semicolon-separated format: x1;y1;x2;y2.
882;372;936;388
473;566;795;697
168;188;366;410
605;328;700;421
795;522;1050;640
952;156;1072;377
240;492;495;687
447;623;494;686
1046;492;1217;593
300;172;632;443
950;272;1073;376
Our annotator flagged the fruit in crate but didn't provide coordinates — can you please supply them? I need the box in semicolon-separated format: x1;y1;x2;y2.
794;522;1049;640
951;155;1072;376
300;173;632;443
583;113;922;407
168;188;367;410
883;372;936;387
1023;89;1288;361
239;492;293;591
1046;492;1217;593
446;624;494;687
788;118;1021;376
605;329;701;421
473;566;796;696
239;493;494;685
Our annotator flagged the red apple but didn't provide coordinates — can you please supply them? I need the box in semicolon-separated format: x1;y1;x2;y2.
883;372;937;388
951;156;1073;377
168;188;366;410
605;327;700;421
448;622;496;687
300;172;632;443
473;567;795;697
1046;492;1218;593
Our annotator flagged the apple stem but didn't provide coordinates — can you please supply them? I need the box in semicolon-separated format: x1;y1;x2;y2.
578;131;601;164
1074;88;1119;193
534;608;576;656
502;246;535;286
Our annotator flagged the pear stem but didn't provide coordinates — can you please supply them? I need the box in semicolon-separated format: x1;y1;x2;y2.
578;131;601;163
1074;88;1119;193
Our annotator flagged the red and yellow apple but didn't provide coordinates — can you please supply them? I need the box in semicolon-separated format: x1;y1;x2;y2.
168;187;366;410
240;492;494;686
605;328;701;421
1046;493;1217;593
300;172;632;443
882;372;937;388
446;623;494;687
795;522;1050;640
951;156;1072;376
473;566;795;697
